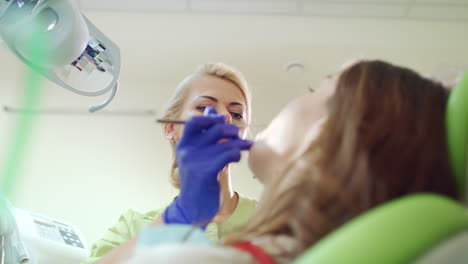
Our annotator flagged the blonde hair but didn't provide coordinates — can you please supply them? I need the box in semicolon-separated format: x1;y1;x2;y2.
161;63;252;188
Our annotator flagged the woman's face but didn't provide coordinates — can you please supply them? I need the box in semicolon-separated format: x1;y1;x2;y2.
167;76;248;141
248;76;336;185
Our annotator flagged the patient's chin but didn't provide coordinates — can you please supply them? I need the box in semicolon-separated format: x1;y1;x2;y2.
247;141;279;185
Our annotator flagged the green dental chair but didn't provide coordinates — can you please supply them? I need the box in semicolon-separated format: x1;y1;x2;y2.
294;73;468;264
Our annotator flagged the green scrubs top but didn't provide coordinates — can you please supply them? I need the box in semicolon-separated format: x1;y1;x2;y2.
81;194;257;264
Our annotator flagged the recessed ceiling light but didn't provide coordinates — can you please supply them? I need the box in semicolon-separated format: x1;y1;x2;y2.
284;60;305;74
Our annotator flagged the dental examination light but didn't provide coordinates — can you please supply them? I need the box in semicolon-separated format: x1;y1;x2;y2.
0;0;121;112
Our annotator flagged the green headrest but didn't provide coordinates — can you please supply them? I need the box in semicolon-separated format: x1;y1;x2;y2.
446;72;468;200
293;194;468;264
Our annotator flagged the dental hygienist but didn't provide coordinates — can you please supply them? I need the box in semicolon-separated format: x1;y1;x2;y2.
82;63;257;264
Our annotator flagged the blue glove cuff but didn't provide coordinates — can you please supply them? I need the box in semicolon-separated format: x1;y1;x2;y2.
162;200;209;230
162;200;187;224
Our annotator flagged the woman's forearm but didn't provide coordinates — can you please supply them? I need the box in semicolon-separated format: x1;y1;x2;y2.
93;237;137;264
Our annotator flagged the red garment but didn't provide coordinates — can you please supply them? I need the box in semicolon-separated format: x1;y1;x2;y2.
233;241;276;264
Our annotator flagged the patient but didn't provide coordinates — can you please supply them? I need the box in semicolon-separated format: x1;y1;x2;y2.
122;60;460;264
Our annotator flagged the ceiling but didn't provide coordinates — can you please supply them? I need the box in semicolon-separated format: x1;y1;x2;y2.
1;4;467;126
78;0;468;22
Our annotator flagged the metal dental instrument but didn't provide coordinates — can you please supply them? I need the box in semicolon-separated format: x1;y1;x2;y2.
156;119;187;125
156;119;264;128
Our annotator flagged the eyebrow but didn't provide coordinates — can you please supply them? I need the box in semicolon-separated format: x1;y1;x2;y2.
192;96;245;108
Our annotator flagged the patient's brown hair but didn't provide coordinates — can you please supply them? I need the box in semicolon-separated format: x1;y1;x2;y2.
237;60;458;254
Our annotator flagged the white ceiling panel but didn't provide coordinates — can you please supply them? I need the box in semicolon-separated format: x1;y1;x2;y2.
191;0;297;14
302;3;408;18
79;0;188;12
409;6;468;20
302;0;411;2
413;0;468;4
77;0;468;22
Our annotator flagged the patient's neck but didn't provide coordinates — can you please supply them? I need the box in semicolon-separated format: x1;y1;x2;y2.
213;166;238;223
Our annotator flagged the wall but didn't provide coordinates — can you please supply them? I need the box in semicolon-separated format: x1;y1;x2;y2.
0;12;467;247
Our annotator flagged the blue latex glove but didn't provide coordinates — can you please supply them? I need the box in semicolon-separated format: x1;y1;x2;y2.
162;107;253;228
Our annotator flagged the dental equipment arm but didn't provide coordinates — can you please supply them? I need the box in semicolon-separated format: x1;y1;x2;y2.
0;199;31;264
0;0;121;112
